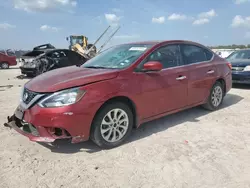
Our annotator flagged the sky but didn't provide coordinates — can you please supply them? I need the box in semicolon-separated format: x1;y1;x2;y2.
0;0;250;50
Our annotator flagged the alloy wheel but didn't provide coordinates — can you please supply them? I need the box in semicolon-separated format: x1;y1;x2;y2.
211;86;223;107
1;63;9;69
100;108;129;143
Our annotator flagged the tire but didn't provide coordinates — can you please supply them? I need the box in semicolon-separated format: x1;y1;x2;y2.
1;62;9;69
90;102;133;149
202;81;224;111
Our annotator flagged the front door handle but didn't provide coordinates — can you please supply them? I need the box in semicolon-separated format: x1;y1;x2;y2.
176;76;187;80
207;70;215;74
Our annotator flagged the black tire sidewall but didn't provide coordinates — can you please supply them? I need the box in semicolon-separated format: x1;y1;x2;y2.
91;102;133;149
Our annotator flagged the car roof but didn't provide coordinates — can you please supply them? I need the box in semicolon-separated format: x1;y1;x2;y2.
235;48;250;51
45;49;70;52
125;40;207;47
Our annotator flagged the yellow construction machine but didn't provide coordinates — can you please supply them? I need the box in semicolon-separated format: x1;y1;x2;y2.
66;25;120;59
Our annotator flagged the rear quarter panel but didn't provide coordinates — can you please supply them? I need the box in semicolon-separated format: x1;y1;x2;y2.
214;55;232;93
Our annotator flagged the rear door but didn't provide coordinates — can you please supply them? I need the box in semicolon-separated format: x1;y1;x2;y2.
180;44;217;106
134;44;188;118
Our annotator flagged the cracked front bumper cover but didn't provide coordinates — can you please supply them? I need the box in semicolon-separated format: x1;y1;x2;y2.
4;115;56;143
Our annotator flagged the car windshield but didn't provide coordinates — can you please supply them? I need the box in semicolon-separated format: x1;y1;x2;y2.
226;50;250;60
82;44;153;69
71;38;83;46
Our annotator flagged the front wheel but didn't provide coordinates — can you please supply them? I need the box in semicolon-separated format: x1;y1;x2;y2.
202;81;224;111
90;102;133;149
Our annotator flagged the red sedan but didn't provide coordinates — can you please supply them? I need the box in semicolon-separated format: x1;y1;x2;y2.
0;52;17;69
5;40;232;148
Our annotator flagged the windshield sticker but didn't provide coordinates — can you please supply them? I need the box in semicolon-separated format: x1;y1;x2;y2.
129;47;147;51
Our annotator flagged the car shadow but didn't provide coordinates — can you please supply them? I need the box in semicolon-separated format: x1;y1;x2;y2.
232;83;250;90
15;74;32;79
9;67;21;70
40;93;243;154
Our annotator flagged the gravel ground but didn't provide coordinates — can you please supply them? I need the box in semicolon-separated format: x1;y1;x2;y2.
1;67;250;188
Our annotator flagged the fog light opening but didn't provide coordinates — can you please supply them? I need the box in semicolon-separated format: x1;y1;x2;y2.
47;127;71;138
55;128;63;136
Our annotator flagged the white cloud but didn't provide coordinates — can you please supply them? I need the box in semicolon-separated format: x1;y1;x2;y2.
192;18;210;25
168;13;187;21
40;25;60;31
231;15;250;28
105;13;121;24
114;35;140;39
192;9;216;26
198;9;217;18
152;16;165;24
71;1;77;6
234;0;250;4
0;23;16;29
13;0;77;12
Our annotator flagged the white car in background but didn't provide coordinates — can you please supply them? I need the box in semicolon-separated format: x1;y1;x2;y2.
214;49;235;58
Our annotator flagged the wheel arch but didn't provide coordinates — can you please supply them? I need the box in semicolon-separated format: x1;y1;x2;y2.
215;78;226;96
91;96;138;130
0;61;9;65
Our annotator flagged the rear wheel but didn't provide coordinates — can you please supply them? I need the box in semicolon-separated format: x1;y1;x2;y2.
1;62;9;69
202;81;224;111
90;102;133;149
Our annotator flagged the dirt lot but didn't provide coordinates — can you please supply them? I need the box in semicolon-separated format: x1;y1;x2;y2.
1;67;250;188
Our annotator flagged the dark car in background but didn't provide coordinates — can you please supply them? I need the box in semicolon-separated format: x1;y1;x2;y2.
20;49;87;77
0;51;17;69
226;49;250;84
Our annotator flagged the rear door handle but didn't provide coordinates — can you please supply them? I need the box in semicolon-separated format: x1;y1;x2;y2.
207;70;215;74
176;76;187;80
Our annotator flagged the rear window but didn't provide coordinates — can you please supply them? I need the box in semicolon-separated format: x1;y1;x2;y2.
181;44;213;64
204;49;213;60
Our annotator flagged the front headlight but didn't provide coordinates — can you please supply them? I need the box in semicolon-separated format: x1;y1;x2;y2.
38;87;86;108
243;65;250;71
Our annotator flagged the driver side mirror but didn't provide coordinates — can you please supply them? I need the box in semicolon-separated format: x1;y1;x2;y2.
142;61;163;72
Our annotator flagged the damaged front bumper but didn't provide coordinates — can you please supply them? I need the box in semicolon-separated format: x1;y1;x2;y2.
4;115;63;143
3;102;94;144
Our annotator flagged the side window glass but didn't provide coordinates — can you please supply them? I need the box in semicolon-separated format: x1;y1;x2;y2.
181;45;210;64
59;51;67;58
146;45;181;69
49;51;60;58
204;49;213;60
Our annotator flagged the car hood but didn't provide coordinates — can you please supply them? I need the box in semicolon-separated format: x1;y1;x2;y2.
228;59;250;67
25;66;119;92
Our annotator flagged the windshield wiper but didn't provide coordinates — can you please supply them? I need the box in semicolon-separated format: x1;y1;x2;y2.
84;66;110;69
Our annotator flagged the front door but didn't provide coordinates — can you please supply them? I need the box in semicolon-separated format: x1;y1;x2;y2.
134;44;188;119
180;44;217;106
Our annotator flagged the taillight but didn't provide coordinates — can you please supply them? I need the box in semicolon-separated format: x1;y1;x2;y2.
227;62;232;70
